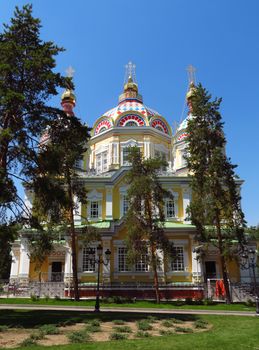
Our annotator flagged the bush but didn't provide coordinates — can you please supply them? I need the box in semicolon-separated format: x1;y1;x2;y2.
89;319;100;327
113;326;132;333
194;320;208;329
146;315;157;323
113;320;125;325
110;332;128;340
20;338;36;347
0;325;8;332
137;320;153;331
159;329;174;336
29;332;45;340
175;327;194;333
135;330;150;338
39;324;60;335
170;318;184;324
161;320;173;328
30;294;39;302
102;296;136;304
85;324;101;333
67;330;91;343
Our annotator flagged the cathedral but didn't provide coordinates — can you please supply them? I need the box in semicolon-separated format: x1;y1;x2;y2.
9;63;244;299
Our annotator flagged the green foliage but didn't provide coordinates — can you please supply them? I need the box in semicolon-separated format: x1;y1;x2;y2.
20;338;37;347
85;324;101;333
146;315;158;323
109;332;128;340
67;330;91;343
125;146;174;302
113;325;132;333
137;320;153;331
161;320;173;328
135;330;150;338
39;324;60;335
89;319;100;327
170;318;184;324
30;294;39;302
0;4;66;223
29;331;45;340
0;223;17;278
194;320;208;329
174;326;194;333
0;325;8;332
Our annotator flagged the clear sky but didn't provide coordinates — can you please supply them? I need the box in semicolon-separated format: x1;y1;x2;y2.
1;0;259;226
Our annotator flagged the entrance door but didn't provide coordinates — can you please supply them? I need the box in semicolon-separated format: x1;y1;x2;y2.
205;261;216;280
51;262;62;282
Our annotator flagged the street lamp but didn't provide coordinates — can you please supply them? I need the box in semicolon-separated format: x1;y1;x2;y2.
240;247;259;315
87;244;111;312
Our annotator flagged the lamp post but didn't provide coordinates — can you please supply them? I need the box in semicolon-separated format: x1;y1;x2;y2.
88;244;111;312
240;247;259;315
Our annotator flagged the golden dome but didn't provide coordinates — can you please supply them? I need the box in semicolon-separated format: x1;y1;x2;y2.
123;76;138;93
61;88;76;103
186;82;196;100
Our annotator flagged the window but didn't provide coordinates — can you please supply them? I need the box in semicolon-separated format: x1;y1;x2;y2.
135;249;149;272
125;121;138;127
82;247;96;272
171;246;184;271
123;195;129;215
122;147;130;165
181;149;188;167
96;151;108;173
90;201;99;219
166;199;175;218
118;247;130;272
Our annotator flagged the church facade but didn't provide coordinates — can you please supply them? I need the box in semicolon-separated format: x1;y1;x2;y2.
9;65;244;299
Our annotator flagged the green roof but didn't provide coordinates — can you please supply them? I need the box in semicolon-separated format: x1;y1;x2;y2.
75;221;111;229
164;222;196;229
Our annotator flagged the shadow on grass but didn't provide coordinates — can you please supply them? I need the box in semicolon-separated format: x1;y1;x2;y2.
0;310;199;328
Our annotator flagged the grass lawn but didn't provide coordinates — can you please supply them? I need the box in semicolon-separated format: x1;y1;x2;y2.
0;297;255;312
0;309;258;350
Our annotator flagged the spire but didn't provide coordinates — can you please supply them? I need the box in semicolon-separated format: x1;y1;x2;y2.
61;66;76;115
119;61;143;103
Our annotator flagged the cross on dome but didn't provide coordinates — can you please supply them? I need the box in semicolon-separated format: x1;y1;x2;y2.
124;61;137;83
186;64;196;84
66;65;75;78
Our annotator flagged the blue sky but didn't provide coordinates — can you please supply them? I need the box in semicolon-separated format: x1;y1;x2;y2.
1;0;259;226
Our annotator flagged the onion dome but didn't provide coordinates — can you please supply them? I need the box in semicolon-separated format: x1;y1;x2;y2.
61;88;76;116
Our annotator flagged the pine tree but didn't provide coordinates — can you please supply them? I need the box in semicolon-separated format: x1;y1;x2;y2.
30;88;91;301
0;4;66;222
186;83;246;304
125;147;173;303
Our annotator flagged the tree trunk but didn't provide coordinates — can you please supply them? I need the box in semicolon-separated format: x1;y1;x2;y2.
67;170;80;301
215;214;232;304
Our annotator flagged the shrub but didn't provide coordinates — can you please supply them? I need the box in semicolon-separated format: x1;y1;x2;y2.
30;294;39;302
170;318;184;324
137;320;153;331
20;338;36;347
90;319;100;327
113;320;125;325
67;330;91;343
39;324;60;335
110;332;128;340
159;329;174;336
85;324;101;333
135;330;150;338
0;325;8;332
146;315;157;323
161;320;173;328
113;326;132;333
29;332;45;341
194;320;208;329
175;327;193;333
70;317;83;323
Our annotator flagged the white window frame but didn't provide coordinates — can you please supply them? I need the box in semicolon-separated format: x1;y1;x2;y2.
171;246;185;271
164;190;179;219
166;239;190;277
95;144;109;174
118;247;130;272
120;139;142;166
119;186;129;218
82;247;97;272
87;189;103;221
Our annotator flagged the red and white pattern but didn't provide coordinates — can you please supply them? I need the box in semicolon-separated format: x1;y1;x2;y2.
117;114;145;127
177;132;188;141
94;119;112;135
103;100;161;119
151;119;169;134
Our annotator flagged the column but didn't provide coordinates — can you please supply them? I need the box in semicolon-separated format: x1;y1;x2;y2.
64;240;72;283
144;137;151;159
73;195;81;225
191;242;203;283
113;141;119;164
18;238;30;283
102;237;112;283
182;186;191;223
157;249;165;282
9;249;19;281
105;186;113;220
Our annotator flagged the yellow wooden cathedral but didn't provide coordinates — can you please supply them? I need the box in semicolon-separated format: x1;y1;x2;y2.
9;63;247;299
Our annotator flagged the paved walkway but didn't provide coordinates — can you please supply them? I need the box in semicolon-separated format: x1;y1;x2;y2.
0;304;257;317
